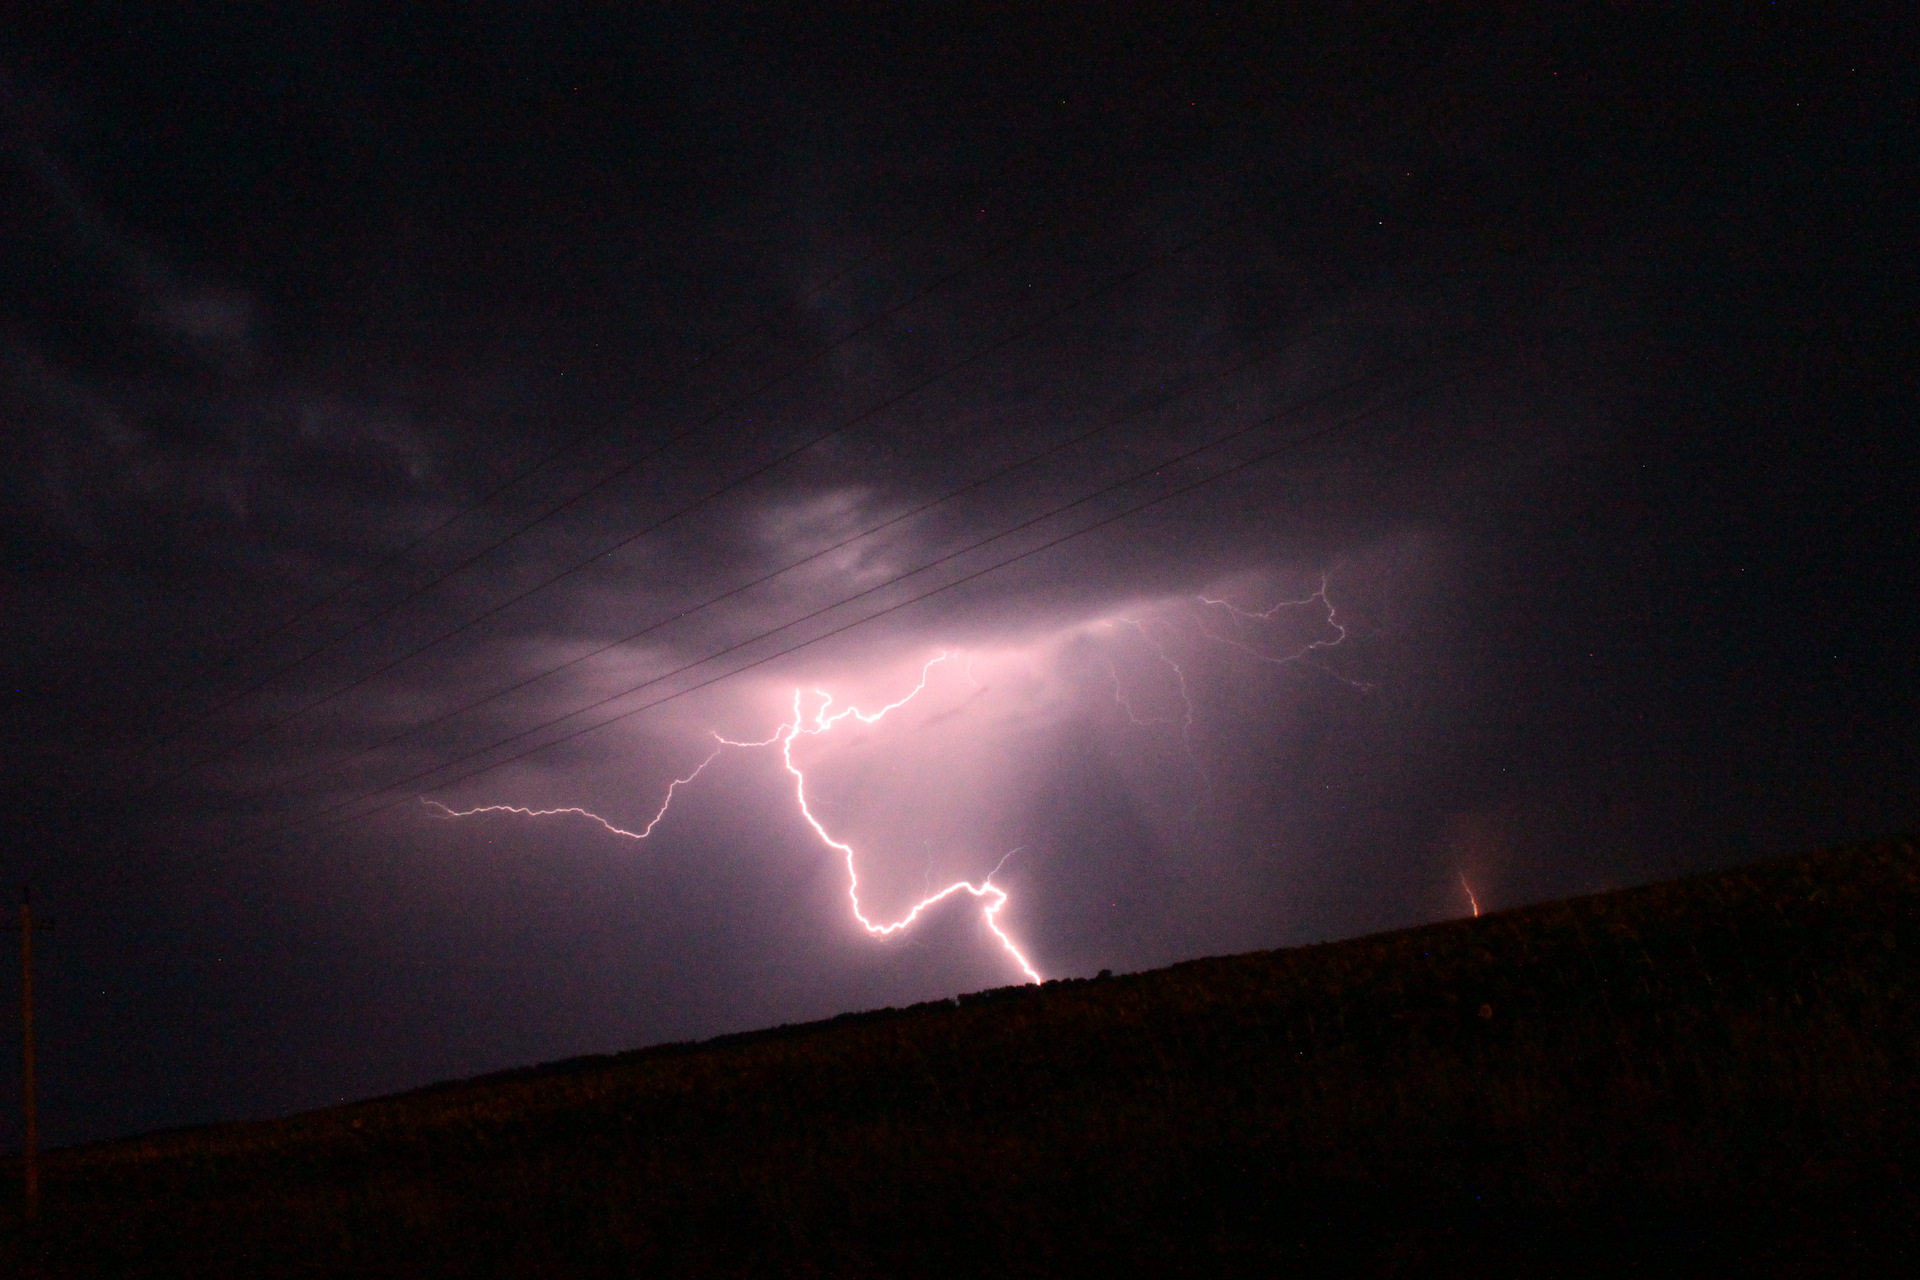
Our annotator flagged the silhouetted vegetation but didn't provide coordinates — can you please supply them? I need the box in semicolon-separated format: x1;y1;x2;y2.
3;837;1915;1276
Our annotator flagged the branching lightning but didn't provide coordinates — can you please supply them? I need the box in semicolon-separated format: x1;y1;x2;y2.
1102;618;1210;805
1196;575;1372;691
1094;575;1368;822
422;746;726;838
752;655;1041;982
427;652;1042;984
422;580;1367;990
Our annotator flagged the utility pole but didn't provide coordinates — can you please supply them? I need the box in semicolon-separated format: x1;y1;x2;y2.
10;887;52;1224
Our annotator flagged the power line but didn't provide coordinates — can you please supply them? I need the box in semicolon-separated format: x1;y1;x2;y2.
278;352;1513;852
130;197;1048;768
115;23;1267;779
123;200;951;742
245;309;1354;807
222;321;1560;861
140;179;1305;797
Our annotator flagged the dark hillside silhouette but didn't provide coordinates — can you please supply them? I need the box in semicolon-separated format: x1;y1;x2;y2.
5;836;1916;1277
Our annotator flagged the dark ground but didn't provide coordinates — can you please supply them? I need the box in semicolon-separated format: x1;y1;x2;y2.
2;835;1914;1276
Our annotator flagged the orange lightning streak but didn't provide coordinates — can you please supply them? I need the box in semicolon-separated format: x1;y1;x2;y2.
1458;872;1482;917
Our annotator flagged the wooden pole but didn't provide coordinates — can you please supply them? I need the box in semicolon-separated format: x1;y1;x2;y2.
20;887;37;1225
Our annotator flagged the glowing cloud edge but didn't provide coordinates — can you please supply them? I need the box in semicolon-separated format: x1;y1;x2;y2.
419;582;1366;991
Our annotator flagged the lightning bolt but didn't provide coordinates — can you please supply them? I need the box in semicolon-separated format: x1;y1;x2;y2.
421;745;726;838
1103;621;1196;732
1102;618;1211;807
424;591;1365;986
1196;575;1372;690
758;653;1042;983
1077;575;1369;830
1459;871;1482;918
427;652;1042;984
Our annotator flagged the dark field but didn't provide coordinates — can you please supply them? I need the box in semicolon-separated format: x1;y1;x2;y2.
5;837;1916;1277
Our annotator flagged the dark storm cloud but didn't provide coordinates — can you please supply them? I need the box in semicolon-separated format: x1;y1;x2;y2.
0;5;1912;1145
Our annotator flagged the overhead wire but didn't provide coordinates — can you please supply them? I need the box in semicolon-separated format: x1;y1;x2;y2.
137;167;1320;796
200;318;1567;864
131;200;1046;765
242;307;1353;807
121;205;946;739
114;22;1268;778
87;27;1574;879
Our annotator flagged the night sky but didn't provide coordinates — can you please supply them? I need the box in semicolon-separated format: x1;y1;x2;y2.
2;5;1913;1148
